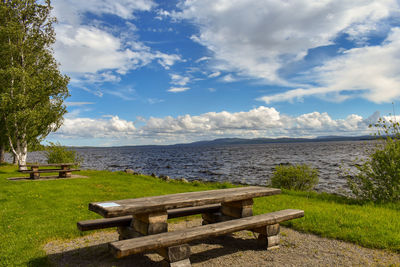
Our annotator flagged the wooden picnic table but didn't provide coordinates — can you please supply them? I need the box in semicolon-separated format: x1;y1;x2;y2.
19;163;80;179
89;186;280;218
83;186;304;266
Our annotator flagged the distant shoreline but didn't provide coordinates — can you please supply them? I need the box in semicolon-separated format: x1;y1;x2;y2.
67;135;378;149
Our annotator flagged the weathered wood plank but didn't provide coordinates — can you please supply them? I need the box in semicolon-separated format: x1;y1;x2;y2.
109;209;304;258
77;216;132;231
167;204;220;218
21;163;78;167
78;204;222;231
90;186;280;218
19;169;80;173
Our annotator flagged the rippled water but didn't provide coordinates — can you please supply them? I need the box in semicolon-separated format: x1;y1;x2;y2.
8;140;377;194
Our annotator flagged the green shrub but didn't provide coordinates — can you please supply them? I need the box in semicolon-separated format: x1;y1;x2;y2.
347;117;400;202
45;142;81;165
270;164;319;191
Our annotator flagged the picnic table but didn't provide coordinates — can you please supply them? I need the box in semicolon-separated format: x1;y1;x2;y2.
18;163;80;179
79;186;304;266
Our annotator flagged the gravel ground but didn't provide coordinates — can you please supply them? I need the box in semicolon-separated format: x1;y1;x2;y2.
44;218;400;267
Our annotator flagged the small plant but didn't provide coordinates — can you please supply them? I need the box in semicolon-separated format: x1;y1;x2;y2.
346;117;400;202
270;164;319;191
45;142;81;166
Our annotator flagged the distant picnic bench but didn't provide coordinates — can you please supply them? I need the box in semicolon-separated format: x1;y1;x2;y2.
78;186;304;266
18;163;80;179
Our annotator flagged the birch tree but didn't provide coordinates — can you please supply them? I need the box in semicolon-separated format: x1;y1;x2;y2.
0;0;69;166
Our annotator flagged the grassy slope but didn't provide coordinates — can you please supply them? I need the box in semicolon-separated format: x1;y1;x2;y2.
0;164;399;266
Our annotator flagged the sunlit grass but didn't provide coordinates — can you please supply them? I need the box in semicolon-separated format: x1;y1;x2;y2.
0;165;399;266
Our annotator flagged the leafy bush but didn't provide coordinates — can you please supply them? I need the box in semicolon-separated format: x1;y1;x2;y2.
270;164;319;191
45;142;81;165
347;117;400;202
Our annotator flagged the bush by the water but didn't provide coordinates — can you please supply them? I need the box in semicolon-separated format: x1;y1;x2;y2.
45;142;81;165
347;117;400;202
270;164;319;191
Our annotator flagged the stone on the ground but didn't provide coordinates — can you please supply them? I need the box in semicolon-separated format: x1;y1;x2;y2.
125;169;135;174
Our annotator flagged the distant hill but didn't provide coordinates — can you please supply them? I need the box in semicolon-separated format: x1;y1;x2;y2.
70;135;378;149
174;135;377;146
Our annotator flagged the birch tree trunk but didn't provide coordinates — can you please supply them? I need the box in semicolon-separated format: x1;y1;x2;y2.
0;143;5;163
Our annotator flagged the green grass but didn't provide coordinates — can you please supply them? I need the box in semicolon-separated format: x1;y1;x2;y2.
0;165;399;266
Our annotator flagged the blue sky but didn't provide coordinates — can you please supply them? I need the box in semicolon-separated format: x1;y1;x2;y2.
48;0;400;146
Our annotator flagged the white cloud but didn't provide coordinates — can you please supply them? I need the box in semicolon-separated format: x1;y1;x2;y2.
208;71;221;78
52;0;156;24
260;28;400;104
52;0;181;82
170;74;190;86
65;102;94;107
53;106;374;144
221;74;236;83
56;116;136;138
195;56;211;63
174;0;398;84
168;87;190;93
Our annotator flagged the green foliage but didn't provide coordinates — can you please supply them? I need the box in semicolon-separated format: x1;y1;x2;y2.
45;142;81;165
347;117;400;202
270;164;319;191
0;0;70;165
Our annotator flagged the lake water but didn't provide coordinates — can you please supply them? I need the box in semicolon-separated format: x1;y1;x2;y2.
7;140;377;194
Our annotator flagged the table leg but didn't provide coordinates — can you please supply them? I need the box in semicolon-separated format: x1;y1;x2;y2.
118;211;168;240
202;199;253;225
221;198;253;218
59;165;71;178
254;223;280;250
158;244;191;267
31;167;40;179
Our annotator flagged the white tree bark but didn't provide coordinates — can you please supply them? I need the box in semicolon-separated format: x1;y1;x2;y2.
8;136;28;169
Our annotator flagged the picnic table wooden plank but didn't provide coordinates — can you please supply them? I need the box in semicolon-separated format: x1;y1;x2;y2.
78;204;222;231
19;169;80;173
89;186;280;218
109;209;304;258
21;163;78;167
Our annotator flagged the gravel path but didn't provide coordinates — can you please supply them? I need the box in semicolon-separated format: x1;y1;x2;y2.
44;218;400;266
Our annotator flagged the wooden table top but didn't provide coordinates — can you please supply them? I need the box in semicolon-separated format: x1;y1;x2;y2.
22;163;77;167
89;186;281;218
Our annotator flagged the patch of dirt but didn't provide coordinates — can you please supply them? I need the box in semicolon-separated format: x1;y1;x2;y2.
7;175;88;181
44;218;400;266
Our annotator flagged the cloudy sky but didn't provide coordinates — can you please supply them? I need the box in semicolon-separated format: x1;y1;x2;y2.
49;0;400;146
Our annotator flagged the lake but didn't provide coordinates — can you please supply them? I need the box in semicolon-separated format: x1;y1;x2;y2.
8;140;378;194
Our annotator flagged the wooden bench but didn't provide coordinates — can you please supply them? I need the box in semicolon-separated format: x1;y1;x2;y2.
109;209;304;266
77;204;221;231
18;163;80;179
78;186;304;266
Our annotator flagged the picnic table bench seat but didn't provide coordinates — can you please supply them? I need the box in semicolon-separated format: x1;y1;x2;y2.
110;209;304;266
19;169;81;173
77;204;222;231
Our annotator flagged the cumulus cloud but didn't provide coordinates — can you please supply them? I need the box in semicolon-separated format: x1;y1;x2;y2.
260;28;400;103
52;0;155;24
57;116;136;138
174;0;397;84
53;106;374;144
52;0;180;81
